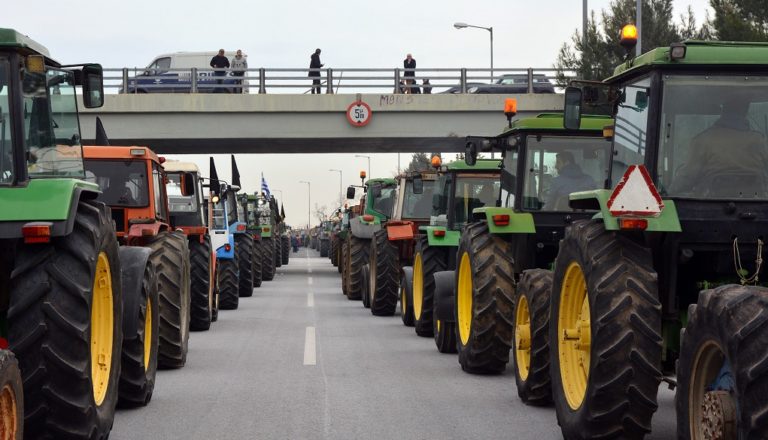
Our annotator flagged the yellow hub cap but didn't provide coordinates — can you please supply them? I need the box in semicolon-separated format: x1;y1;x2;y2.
457;253;473;346
91;252;114;406
515;295;532;381
413;253;424;320
437;319;442;333
144;296;152;371
400;285;407;317
0;384;17;440
558;262;591;410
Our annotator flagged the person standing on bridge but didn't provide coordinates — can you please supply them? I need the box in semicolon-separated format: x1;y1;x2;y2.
230;49;248;93
210;49;230;93
309;49;324;94
403;53;417;94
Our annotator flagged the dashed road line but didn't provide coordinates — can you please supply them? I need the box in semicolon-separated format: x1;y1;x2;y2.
308;277;313;285
303;326;316;366
307;292;314;307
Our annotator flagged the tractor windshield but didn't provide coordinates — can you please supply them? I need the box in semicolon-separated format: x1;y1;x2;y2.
247;201;257;225
657;75;768;199
522;136;610;211
166;172;199;213
371;186;396;218
24;66;84;179
257;198;272;225
0;57;11;184
84;159;149;207
454;174;500;227
402;179;436;219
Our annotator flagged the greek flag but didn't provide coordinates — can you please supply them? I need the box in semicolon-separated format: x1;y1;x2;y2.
261;173;271;199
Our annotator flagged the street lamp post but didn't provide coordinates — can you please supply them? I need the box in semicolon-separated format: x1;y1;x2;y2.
299;180;310;229
454;22;494;81
355;154;371;180
329;169;342;209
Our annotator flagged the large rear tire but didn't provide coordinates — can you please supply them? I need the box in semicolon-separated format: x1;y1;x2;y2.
281;235;290;265
455;221;515;374
189;236;213;331
676;285;768;439
550;219;661;439
235;234;254;298
320;239;330;257
341;235;349;296
9;200;122;439
361;265;371;309
275;238;282;268
413;236;446;337
118;256;159;408
218;257;239;310
261;237;276;281
400;267;415;327
370;229;400;316
147;231;191;369
433;271;457;354
514;269;553;406
346;236;369;300
0;350;23;440
252;239;263;288
331;236;339;267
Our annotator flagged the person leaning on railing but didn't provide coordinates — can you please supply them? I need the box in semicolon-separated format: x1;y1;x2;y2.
210;49;230;93
231;49;247;93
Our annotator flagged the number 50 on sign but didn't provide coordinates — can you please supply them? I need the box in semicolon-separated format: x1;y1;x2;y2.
346;101;372;127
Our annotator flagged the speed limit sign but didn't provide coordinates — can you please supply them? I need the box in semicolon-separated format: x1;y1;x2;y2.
346;101;373;127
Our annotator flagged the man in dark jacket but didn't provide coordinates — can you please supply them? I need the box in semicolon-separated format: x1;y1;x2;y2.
403;53;417;94
309;49;323;94
210;49;230;93
545;152;596;211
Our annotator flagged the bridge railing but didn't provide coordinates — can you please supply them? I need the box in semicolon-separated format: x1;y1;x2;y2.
105;67;575;94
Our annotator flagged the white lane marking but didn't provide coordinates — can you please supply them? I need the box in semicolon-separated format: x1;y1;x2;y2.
308;277;313;285
308;267;313;274
308;292;314;307
304;326;316;365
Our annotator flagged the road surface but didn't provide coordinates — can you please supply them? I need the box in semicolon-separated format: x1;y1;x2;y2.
111;248;677;439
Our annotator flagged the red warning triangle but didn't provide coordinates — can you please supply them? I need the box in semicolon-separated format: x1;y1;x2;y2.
607;165;664;217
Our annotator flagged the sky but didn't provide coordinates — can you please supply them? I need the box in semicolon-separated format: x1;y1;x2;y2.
7;0;712;228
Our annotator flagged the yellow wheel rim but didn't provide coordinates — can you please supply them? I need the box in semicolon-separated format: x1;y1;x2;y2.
91;252;114;406
689;341;731;439
457;252;473;346
413;253;424;320
515;295;532;381
437;319;442;333
557;262;591;410
0;384;17;440
143;296;152;371
400;284;407;318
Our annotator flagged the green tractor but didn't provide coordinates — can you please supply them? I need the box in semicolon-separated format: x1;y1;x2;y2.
239;193;264;288
407;158;501;352
318;219;333;258
342;177;398;301
255;192;279;281
453;110;612;386
545;36;768;438
0;29;127;438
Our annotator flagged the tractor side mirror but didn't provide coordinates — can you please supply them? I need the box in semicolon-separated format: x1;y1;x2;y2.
465;141;478;166
635;90;649;110
81;64;104;109
564;86;582;130
346;186;356;199
181;172;196;196
412;177;424;194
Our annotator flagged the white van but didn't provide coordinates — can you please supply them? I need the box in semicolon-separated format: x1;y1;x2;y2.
124;51;246;93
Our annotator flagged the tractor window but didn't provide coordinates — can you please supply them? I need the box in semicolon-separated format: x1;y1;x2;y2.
613;78;650;185
225;191;238;225
501;149;519;208
402;180;436;219
658;75;768;199
0;58;11;184
211;199;227;230
84;159;149;207
166;172;198;213
453;175;500;227
430;175;450;226
152;163;168;221
523;136;610;211
371;186;396;218
247;201;257;225
24;67;85;179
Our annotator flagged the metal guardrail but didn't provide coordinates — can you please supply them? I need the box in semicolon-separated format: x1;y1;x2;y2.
104;67;575;94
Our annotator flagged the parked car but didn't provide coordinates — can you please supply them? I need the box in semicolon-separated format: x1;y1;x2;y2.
121;51;240;93
467;74;555;94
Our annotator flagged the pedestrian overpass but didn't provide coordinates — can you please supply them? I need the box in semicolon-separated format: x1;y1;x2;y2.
79;93;564;154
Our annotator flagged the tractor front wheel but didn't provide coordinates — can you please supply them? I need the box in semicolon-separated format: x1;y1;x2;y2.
550;219;660;439
236;234;254;297
346;236;369;300
370;229;400;316
514;269;553;406
400;267;415;327
189;235;213;331
455;222;515;374
413;236;446;337
218;257;239;310
261;237;276;281
676;285;768;439
252;238;263;288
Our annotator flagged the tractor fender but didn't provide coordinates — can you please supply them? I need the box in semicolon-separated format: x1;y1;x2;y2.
127;221;162;242
471;207;535;234
433;270;455;323
350;218;381;239
118;246;153;339
569;189;682;232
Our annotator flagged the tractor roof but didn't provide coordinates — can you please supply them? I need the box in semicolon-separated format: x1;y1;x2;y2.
83;146;161;163
502;113;613;135
444;158;501;171
163;160;201;173
0;28;51;58
608;40;768;82
366;177;398;186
